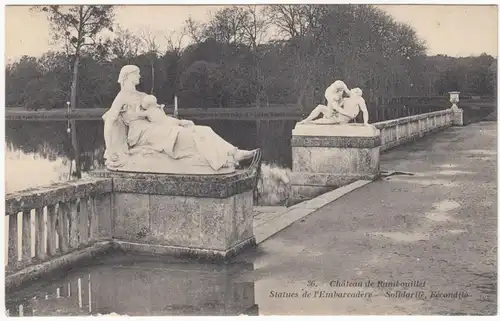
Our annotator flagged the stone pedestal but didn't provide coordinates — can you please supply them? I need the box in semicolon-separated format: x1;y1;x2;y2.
449;91;463;126
290;123;381;204
450;106;464;126
90;170;256;260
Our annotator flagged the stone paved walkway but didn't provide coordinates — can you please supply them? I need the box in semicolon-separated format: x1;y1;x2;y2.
236;122;497;315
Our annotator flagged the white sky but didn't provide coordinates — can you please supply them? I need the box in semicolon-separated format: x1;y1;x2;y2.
4;4;499;63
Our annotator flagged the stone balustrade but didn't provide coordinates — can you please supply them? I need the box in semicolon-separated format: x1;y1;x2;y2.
5;178;114;289
374;109;454;152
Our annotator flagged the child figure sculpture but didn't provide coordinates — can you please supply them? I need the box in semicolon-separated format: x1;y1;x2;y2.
137;94;194;128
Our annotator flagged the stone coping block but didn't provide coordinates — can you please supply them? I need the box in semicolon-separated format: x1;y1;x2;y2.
292;123;380;137
5;178;113;214
291;136;381;148
90;169;256;198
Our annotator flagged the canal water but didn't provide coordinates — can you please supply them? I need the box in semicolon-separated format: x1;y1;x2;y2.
5;119;296;194
5;252;259;316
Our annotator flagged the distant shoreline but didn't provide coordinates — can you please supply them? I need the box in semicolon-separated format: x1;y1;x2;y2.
5;106;307;121
5;100;495;121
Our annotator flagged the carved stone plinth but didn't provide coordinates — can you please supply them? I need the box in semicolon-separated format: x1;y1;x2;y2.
90;170;256;260
450;106;464;126
290;123;381;204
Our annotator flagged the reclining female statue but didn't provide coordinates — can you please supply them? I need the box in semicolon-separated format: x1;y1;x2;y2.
102;65;257;174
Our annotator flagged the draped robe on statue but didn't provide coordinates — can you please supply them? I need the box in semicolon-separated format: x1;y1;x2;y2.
102;90;237;174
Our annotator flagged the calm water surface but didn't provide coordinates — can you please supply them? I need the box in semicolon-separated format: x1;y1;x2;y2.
5;119;295;193
6;253;259;316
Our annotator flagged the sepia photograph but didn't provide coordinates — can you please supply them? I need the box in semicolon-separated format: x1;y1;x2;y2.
3;2;498;317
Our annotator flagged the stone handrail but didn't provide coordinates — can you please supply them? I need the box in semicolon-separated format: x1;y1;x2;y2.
4;178;113;276
374;109;454;152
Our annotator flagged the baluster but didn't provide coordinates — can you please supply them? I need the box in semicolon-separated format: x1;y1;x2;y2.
35;207;47;261
57;202;69;254
7;213;19;266
78;198;90;246
68;282;72;298
46;205;57;256
78;277;83;309
21;210;32;263
88;273;92;313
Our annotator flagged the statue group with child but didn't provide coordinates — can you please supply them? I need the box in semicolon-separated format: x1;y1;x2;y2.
102;65;371;174
298;80;370;126
102;65;257;175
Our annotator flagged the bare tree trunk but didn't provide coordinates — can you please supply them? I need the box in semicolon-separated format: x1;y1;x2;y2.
70;54;79;110
70;54;81;179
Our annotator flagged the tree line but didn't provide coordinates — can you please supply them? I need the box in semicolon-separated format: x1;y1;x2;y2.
5;4;497;111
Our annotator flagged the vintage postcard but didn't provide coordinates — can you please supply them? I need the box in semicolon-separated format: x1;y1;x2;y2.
3;2;498;317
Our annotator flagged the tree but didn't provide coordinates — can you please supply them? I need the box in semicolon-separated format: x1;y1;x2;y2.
5;56;42;108
33;5;114;109
202;6;249;45
109;26;142;59
138;27;163;94
32;5;114;178
263;4;329;39
184;16;205;44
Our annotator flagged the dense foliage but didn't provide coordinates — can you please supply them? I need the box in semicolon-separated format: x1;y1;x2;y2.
6;4;497;111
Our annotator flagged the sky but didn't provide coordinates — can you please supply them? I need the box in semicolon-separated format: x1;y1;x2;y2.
4;4;499;63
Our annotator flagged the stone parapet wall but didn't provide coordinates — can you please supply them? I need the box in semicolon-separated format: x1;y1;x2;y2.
5;178;115;290
374;109;454;152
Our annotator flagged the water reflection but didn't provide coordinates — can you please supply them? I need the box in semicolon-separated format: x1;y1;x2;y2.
6;254;257;316
5;119;295;194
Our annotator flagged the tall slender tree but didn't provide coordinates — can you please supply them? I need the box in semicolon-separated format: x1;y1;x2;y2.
33;5;114;178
